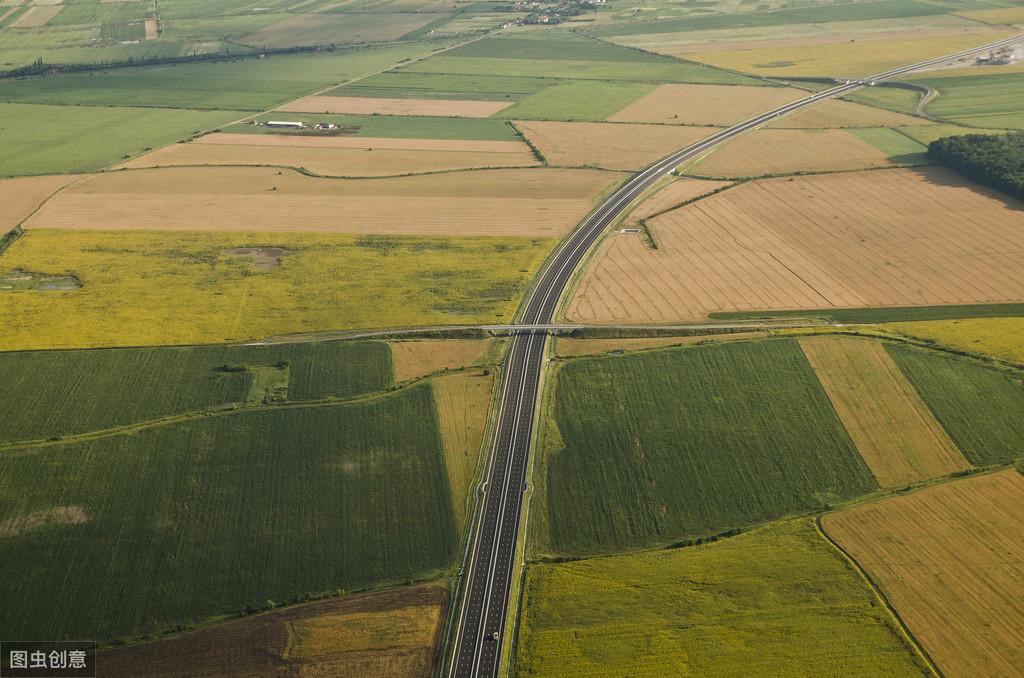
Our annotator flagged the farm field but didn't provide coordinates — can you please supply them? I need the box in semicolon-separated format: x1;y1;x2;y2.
0;42;442;110
515;121;717;170
841;86;924;117
118;134;540;177
538;339;875;555
685;29;1013;78
0;229;554;350
101;584;448;678
907;70;1024;129
798;336;969;487
770;99;928;129
554;331;769;358
24;166;617;237
881;318;1024;363
885;344;1024;466
626;177;732;223
238;12;437;48
607;83;803;126
0;103;243;176
325;71;551;101
566;168;1024;324
390;338;498;382
233;113;521;140
517;519;928;678
0;174;78;229
823;469;1024;677
277;94;513;117
0;384;457;641
0;341;391;444
685;128;906;177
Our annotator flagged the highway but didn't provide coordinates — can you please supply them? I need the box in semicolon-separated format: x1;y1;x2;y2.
445;33;1024;678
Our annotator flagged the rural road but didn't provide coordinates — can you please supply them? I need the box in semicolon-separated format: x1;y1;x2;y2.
445;33;1024;678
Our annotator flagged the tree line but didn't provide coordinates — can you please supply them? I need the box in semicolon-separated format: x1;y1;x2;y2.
928;131;1024;201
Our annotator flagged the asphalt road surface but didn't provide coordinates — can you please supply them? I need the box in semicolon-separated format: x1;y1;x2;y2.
446;33;1024;678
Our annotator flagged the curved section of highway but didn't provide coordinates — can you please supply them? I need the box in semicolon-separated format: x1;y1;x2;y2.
446;33;1024;678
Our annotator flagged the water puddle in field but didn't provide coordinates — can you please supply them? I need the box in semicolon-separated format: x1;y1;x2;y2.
0;269;81;291
224;247;288;269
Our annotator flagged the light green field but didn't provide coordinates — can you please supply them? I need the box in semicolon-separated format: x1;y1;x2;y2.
233;112;520;140
848;127;928;163
912;71;1024;129
517;518;929;677
497;80;655;121
0;103;243;176
844;86;923;116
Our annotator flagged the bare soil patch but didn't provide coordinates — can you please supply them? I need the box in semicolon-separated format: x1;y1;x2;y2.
609;84;804;126
391;338;495;383
688;128;892;177
823;470;1024;678
26;166;619;238
0;174;79;231
0;506;88;537
567;168;1024;323
278;96;513;118
101;584;447;678
143;18;157;40
516;120;718;171
799;336;969;487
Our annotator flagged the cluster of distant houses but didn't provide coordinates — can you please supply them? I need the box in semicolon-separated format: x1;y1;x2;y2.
252;120;338;131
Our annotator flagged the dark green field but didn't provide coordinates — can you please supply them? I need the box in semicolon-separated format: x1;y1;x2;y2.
887;344;1024;466
0;342;391;444
708;303;1024;324
541;339;876;555
326;72;551;101
0;383;457;642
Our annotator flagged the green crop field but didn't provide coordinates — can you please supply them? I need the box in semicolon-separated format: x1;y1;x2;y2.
0;383;457;642
0;341;392;444
709;303;1024;323
441;31;672;62
912;71;1024;129
233;112;520;140
517;519;929;677
848;127;928;163
497;80;655;121
886;344;1024;466
843;86;923;116
592;0;948;36
325;72;551;101
0;42;441;110
0;103;243;176
539;339;876;556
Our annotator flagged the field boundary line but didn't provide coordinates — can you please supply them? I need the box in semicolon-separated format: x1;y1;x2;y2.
814;515;943;677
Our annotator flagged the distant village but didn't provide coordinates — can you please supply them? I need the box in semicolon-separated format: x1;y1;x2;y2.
511;0;606;25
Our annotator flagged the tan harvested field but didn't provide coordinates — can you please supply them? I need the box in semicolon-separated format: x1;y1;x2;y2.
26;166;620;237
0;174;79;230
555;331;769;357
100;584;447;677
771;100;929;129
566;168;1024;323
193;133;531;154
687;128;894;177
515;120;718;171
799;336;969;487
9;4;60;27
609;83;804;126
391;338;496;382
240;12;435;48
118;140;539;177
433;370;495;529
823;469;1024;678
278;95;513;118
628;177;732;223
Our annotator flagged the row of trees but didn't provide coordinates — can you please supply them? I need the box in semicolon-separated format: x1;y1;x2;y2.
928;131;1024;201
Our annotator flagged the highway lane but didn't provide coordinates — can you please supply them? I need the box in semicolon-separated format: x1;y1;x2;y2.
446;33;1024;678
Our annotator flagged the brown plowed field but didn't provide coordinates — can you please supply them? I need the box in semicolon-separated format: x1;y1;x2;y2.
628;177;732;223
144;18;157;40
823;470;1024;678
118;142;539;177
391;338;496;382
515;120;718;171
608;84;804;126
26;166;620;237
100;584;448;677
687;128;892;177
278;95;513;118
799;336;969;487
566;168;1024;323
0;174;79;231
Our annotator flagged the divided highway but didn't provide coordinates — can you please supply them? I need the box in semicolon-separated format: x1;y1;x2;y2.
446;33;1024;678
